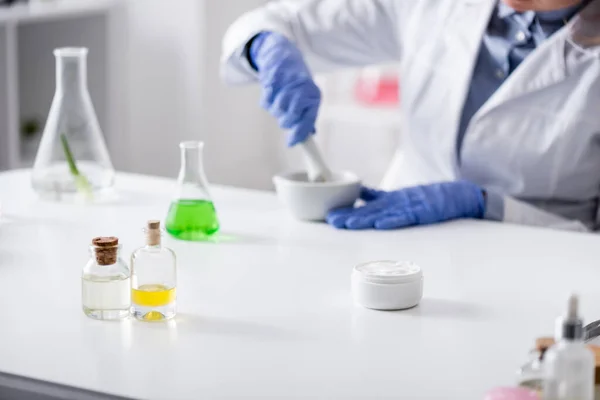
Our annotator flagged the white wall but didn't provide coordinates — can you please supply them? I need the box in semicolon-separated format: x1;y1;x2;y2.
120;0;203;178
119;0;285;190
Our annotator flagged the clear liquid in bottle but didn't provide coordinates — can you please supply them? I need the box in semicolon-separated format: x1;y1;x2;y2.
82;275;130;320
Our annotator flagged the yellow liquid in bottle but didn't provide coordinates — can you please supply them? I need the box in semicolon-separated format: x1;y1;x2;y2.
132;284;176;307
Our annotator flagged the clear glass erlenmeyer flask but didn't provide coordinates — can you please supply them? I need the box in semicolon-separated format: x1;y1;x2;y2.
165;141;220;241
32;47;115;201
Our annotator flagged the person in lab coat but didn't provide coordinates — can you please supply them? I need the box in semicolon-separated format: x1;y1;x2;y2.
221;0;600;232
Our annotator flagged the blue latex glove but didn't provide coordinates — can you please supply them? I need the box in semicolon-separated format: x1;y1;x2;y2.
326;181;486;230
249;32;321;147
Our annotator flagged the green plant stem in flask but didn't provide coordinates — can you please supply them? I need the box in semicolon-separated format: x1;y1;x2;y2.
166;141;220;241
166;199;219;240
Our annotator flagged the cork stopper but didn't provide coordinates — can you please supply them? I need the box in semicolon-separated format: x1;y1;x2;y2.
534;337;555;361
148;220;160;229
535;337;555;352
146;220;161;246
92;236;119;266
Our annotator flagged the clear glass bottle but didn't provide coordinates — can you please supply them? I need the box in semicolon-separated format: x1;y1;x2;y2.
131;220;177;321
544;294;595;400
165;141;220;241
32;47;115;201
82;237;130;320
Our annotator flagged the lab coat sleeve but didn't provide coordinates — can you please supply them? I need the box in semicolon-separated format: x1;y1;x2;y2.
221;0;406;85
483;189;589;233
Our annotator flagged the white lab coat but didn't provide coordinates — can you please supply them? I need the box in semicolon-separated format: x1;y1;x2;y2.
221;0;600;232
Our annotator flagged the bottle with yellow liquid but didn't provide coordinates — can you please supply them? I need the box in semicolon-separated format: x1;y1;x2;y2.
131;220;176;321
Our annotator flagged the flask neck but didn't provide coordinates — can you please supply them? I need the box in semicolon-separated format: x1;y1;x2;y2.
55;48;89;94
178;142;207;184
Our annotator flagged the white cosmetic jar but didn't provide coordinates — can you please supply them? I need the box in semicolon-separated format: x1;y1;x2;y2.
351;260;423;310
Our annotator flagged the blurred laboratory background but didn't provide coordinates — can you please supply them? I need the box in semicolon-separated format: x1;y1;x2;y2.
0;0;401;190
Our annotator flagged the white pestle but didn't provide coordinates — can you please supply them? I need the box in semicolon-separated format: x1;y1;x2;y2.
298;136;333;183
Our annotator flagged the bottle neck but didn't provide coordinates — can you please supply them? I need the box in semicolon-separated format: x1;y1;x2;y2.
178;143;205;183
146;229;161;247
55;53;88;94
93;246;118;266
560;319;584;342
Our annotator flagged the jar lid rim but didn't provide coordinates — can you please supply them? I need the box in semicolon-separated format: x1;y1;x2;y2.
354;260;422;284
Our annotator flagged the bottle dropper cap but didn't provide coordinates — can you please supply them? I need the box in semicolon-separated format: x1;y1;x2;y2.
562;293;584;340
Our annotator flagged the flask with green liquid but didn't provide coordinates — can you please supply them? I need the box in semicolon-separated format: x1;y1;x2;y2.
165;141;219;241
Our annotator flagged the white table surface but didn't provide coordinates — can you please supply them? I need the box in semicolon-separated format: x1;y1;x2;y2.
1;169;599;400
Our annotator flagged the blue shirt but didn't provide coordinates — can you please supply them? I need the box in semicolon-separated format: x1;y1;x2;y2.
457;2;581;158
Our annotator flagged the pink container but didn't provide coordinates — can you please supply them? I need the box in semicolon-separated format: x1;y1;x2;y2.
354;67;400;106
484;387;539;400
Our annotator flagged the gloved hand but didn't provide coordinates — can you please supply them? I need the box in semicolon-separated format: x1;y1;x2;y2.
249;32;321;147
326;181;486;230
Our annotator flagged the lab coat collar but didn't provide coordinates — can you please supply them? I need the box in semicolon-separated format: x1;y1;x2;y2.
473;26;571;124
472;1;600;124
441;0;497;171
466;0;596;144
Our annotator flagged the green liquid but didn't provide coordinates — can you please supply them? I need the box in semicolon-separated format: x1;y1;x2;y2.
165;199;220;241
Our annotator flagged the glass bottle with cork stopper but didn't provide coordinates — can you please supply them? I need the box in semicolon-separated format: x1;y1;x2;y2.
82;236;130;320
131;220;177;321
517;337;554;393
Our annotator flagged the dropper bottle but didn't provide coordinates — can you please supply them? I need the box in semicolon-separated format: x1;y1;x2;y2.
543;294;594;400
